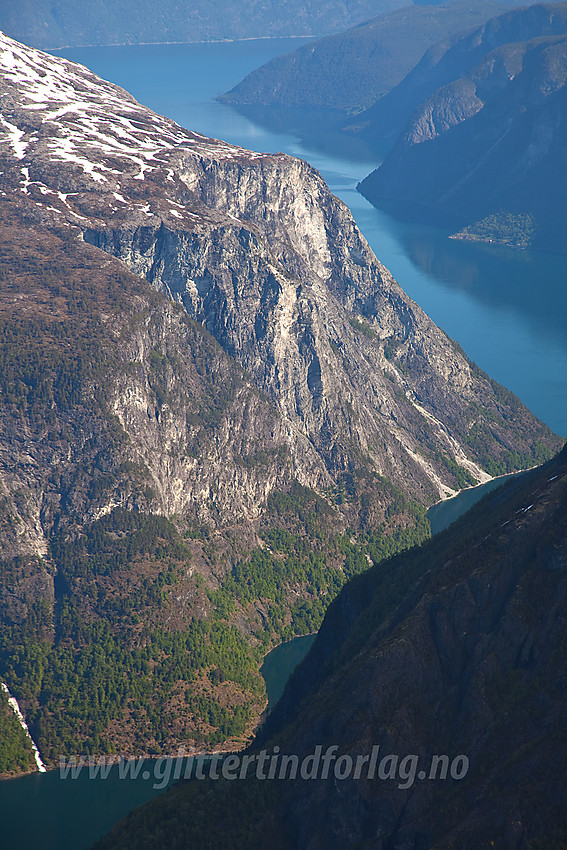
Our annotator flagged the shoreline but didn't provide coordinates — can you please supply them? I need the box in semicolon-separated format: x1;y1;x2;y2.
48;34;317;52
1;632;318;783
0;749;231;783
427;466;536;511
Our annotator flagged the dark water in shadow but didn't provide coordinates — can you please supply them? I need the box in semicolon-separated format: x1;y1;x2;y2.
427;472;526;535
261;634;316;710
0;632;316;850
0;758;177;850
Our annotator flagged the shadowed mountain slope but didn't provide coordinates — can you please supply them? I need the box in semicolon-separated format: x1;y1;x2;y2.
97;444;567;849
358;3;567;251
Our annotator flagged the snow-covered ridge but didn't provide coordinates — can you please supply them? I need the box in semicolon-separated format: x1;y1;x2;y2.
0;29;264;200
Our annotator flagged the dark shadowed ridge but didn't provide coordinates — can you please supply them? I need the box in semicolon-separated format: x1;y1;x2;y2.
95;443;567;849
357;3;567;252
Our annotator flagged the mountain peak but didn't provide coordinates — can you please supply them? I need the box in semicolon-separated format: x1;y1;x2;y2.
0;28;562;769
1;31;560;514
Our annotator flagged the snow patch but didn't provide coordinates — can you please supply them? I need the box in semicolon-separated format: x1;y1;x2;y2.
0;115;27;159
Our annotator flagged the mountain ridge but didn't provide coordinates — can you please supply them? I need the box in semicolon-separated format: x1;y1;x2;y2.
96;443;567;849
357;3;567;251
0;30;561;768
219;0;521;113
0;0;427;50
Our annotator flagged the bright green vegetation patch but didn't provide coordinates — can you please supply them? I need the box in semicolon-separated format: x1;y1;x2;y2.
349;316;377;339
464;372;560;477
467;423;556;478
210;483;431;653
0;512;264;762
437;452;478;490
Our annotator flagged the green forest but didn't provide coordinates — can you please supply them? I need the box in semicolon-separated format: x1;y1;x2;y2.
0;485;429;767
0;685;36;775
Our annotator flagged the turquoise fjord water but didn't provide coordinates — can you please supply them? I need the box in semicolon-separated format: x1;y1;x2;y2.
1;38;565;850
0;637;316;850
260;634;316;710
427;471;527;535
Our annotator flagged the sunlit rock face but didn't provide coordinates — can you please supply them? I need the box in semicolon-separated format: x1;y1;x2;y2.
0;27;562;770
0;29;557;531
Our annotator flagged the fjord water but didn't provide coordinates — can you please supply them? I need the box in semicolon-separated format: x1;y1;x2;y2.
1;37;564;850
261;634;316;710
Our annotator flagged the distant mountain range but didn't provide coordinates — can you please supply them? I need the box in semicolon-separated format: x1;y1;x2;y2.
0;30;559;771
0;0;459;49
358;2;567;251
221;1;567;253
220;0;521;112
96;442;567;849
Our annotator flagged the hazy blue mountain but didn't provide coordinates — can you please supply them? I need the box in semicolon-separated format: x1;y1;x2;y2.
1;0;418;49
352;1;567;137
219;0;519;113
358;3;567;251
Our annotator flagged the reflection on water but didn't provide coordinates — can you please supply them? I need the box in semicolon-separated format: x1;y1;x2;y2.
338;187;567;437
403;228;567;343
427;472;526;536
221;103;384;163
261;634;316;710
0;760;173;850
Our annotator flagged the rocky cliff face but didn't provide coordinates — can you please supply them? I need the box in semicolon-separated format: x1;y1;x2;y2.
1;30;556;513
0;31;561;764
358;3;567;252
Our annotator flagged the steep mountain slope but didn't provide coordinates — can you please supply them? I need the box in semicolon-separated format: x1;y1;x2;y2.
0;203;303;761
98;444;567;850
0;0;415;50
351;1;567;139
0;31;556;501
358;3;567;251
0;32;561;767
219;1;517;113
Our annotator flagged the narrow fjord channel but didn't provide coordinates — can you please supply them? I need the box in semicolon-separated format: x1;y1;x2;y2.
1;36;565;850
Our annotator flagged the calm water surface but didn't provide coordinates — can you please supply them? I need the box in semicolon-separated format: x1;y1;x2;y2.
261;634;316;710
1;38;564;850
0;632;310;850
427;471;527;535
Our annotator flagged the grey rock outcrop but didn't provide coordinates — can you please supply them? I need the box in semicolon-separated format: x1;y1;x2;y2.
0;29;560;541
